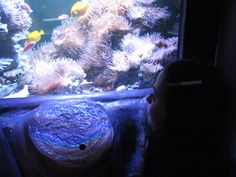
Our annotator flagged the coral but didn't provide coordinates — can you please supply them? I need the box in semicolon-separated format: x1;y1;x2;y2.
0;0;32;32
26;58;85;95
21;0;178;95
0;0;32;97
0;0;32;57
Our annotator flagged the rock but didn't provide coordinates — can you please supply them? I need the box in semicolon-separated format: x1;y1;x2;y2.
3;85;29;98
0;40;18;57
0;57;18;73
80;80;95;90
0;83;18;98
28;100;114;168
116;85;127;91
0;23;8;40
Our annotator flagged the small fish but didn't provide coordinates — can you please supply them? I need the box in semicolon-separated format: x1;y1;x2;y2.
26;30;45;43
43;14;69;22
23;42;36;53
58;14;69;20
71;1;89;16
23;30;44;52
43;18;59;22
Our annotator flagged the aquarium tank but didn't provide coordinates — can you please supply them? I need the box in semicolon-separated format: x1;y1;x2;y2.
0;0;180;98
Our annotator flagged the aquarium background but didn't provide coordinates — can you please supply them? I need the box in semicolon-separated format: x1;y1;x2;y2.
26;0;77;42
0;0;180;98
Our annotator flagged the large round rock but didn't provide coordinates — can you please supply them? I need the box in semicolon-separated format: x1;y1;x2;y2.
28;100;114;168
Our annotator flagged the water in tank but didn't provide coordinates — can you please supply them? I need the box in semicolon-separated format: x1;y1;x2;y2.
0;0;180;98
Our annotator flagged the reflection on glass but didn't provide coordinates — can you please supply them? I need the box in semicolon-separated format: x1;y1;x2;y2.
0;0;180;98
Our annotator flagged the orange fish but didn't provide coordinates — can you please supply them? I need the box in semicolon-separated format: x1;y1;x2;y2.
23;42;36;53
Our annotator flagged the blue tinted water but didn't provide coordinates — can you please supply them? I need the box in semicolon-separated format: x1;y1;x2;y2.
26;0;76;42
0;0;180;97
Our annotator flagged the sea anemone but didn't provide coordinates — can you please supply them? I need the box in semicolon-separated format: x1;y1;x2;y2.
101;34;156;86
96;34;153;86
90;12;130;38
144;7;169;25
121;34;156;54
127;5;169;28
51;20;87;59
83;0;135;19
118;33;156;68
140;63;163;74
26;43;57;64
135;0;156;5
78;35;113;71
94;69;119;87
26;58;85;95
147;36;178;63
108;51;131;72
103;33;176;86
148;32;163;44
126;5;146;19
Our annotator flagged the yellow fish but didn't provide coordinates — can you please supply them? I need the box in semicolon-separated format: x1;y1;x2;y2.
71;1;89;16
23;30;44;52
26;30;45;43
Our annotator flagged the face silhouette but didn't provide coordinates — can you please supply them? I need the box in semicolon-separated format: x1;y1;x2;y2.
146;71;167;130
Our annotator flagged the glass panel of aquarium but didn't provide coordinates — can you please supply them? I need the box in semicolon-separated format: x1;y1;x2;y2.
0;0;180;98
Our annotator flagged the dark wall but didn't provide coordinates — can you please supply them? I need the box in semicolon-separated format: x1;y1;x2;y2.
181;0;223;63
216;0;236;176
180;1;236;175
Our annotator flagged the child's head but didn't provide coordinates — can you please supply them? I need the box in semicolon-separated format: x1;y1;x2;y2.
147;60;224;130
